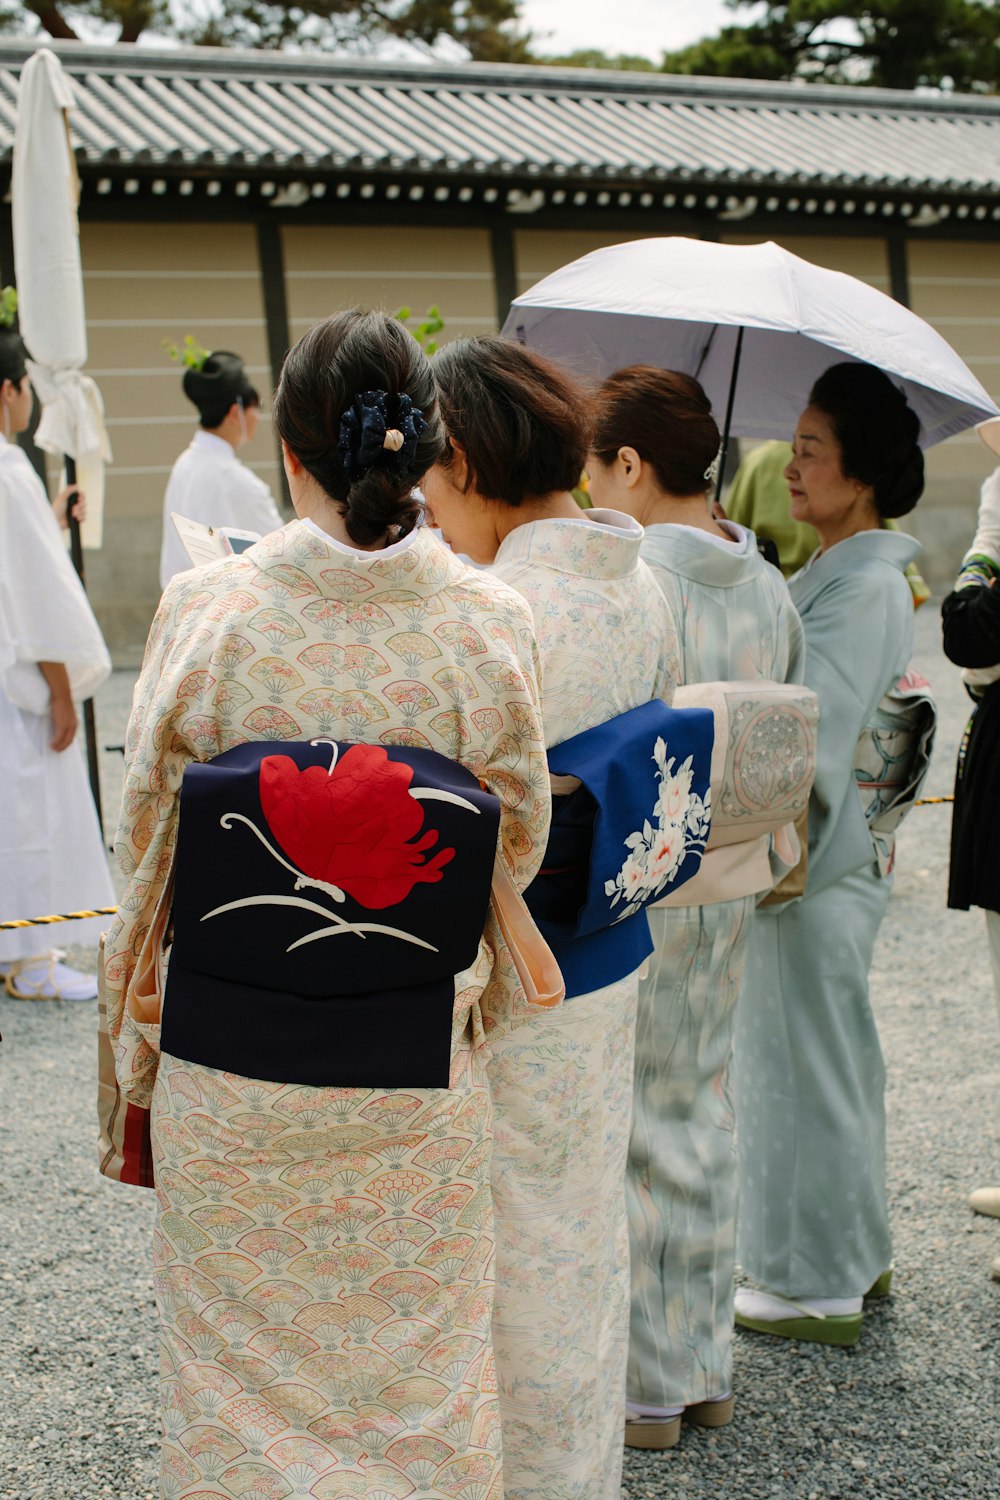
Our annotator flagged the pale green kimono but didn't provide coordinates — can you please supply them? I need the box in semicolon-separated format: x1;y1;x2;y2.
734;528;920;1298
627;521;804;1408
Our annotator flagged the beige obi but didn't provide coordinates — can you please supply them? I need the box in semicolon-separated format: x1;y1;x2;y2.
656;680;819;907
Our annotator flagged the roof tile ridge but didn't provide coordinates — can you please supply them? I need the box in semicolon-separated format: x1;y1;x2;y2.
0;39;998;118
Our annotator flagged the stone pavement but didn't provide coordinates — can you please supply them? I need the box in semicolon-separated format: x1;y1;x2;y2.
0;600;997;1499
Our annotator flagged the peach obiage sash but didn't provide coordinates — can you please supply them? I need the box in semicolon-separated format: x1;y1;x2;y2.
490;855;564;1010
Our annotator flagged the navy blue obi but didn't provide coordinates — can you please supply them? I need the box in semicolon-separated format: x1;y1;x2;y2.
161;739;500;1089
524;699;714;997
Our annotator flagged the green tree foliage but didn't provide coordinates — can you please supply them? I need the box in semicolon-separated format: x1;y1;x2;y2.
660;0;1000;92
546;48;657;71
11;0;532;57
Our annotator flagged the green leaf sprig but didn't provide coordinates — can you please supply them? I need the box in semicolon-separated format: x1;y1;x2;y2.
0;286;18;330
395;304;445;355
162;334;212;371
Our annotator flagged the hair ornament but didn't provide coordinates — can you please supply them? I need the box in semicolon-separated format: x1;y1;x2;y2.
703;446;722;486
337;389;428;479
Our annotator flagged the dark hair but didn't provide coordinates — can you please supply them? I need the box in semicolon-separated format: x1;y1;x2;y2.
273;308;445;545
0;328;28;387
808;362;924;519
591;366;720;497
184;350;259;429
432;336;590;506
197;389;260;430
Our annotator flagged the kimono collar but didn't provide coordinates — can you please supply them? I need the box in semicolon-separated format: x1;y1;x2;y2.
494;508;644;580
0;433;39;475
641;521;764;588
300;515;422;560
791;527;921;596
245;517;459;602
191;430;236;459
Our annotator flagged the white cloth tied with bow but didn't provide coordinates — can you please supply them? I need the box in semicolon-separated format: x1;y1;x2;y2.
12;48;112;547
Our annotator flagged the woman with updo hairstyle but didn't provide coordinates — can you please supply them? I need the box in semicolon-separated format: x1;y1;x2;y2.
103;308;553;1499
587;365;805;1448
733;361;933;1348
425;336;684;1500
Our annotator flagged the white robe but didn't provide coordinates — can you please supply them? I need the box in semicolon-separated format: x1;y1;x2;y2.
159;429;284;587
0;437;113;959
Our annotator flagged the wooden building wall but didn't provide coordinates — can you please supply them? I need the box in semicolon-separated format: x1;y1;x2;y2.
71;218;1000;661
77;221;281;659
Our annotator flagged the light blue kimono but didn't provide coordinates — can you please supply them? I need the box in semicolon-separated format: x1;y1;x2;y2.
627;522;805;1408
734;528;920;1299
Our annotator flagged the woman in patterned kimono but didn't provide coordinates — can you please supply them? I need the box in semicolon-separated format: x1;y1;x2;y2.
424;338;683;1500
733;362;926;1346
103;310;552;1500
586;367;806;1448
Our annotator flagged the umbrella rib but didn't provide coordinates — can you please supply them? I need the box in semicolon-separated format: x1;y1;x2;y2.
695;325;718;380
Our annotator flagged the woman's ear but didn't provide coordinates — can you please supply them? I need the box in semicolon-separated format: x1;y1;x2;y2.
617;446;643;490
447;436;470;491
281;438;303;478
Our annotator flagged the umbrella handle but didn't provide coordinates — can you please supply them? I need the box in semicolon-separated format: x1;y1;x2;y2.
716;326;745;506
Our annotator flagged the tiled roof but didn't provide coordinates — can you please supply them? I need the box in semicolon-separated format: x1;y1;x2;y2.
0;39;998;202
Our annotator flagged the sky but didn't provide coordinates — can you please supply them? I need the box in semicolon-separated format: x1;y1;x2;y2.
519;0;739;62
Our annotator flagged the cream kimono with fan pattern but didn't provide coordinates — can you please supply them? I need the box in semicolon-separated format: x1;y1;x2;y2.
104;520;550;1500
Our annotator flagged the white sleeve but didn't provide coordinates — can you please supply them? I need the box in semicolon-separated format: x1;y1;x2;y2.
229;463;285;538
0;462;111;712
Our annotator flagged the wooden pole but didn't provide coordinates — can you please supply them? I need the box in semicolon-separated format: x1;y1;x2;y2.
64;453;103;829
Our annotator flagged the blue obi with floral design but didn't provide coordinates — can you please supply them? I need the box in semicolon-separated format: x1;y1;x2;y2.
524;699;715;997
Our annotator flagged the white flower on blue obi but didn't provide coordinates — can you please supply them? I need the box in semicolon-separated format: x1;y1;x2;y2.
604;736;712;921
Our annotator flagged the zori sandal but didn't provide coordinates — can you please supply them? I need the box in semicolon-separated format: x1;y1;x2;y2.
735;1288;863;1347
866;1266;894;1299
685;1394;735;1429
3;950;98;1001
624;1407;682;1450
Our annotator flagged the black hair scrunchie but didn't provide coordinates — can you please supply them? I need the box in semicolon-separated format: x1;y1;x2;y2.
336;389;428;479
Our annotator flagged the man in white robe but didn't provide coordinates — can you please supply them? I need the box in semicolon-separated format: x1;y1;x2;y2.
159;349;284;587
0;324;114;1000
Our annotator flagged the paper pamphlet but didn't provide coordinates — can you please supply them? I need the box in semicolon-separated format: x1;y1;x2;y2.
171;513;261;567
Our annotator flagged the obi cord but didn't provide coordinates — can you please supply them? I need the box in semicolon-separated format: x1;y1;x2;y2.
335;390;428;478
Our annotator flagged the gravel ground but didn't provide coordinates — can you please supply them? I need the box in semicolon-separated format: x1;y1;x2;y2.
1;601;998;1499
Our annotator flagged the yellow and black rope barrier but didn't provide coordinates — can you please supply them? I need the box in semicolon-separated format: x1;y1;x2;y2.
0;907;119;932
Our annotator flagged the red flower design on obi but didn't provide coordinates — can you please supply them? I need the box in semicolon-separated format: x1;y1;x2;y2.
259;745;455;910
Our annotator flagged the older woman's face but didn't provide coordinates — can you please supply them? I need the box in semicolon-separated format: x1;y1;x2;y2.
421;455;500;565
784;405;870;537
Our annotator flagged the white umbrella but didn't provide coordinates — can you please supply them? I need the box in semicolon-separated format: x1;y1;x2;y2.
12;46;112;552
504;237;1000;456
11;45;113;820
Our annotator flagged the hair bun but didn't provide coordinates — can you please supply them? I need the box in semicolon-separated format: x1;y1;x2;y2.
272;310;445;547
877;446;924;520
